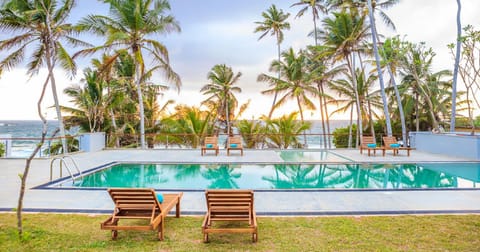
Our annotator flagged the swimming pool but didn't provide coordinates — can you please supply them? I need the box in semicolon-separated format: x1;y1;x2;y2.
51;162;480;190
277;150;353;162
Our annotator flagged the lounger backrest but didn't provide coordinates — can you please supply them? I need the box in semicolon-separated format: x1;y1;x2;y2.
228;137;243;147
383;136;397;146
108;188;161;211
205;189;254;220
361;136;376;147
204;137;218;146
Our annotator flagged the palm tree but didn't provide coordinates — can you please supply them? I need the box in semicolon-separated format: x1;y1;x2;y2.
259;48;317;146
0;0;87;153
254;4;290;119
291;0;330;46
330;67;382;147
76;0;181;149
364;0;392;136
160;105;212;148
399;42;449;131
380;36;407;144
236;119;265;149
291;0;331;148
450;0;462;132
263;112;312;149
320;11;370;146
201;64;242;136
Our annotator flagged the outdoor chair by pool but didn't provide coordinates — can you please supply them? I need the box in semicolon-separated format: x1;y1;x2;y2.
227;136;243;156
101;188;183;241
360;136;381;156
201;136;219;156
202;189;258;243
382;136;411;156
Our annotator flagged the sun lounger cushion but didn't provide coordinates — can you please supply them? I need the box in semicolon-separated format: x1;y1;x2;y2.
367;143;377;148
390;143;400;148
156;193;164;203
206;144;213;148
230;143;238;147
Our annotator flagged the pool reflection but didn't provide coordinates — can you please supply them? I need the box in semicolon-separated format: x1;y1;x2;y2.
72;163;480;190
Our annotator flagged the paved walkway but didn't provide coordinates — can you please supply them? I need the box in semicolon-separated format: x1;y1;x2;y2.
1;149;479;215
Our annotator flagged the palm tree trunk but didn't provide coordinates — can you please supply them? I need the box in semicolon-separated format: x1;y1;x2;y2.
296;97;307;146
268;36;283;119
387;66;408;145
17;75;50;238
415;92;420;131
366;0;392;136
43;9;68;153
317;83;327;148
367;100;375;138
110;109;120;148
135;65;146;149
346;55;363;147
348;105;353;148
450;0;462;132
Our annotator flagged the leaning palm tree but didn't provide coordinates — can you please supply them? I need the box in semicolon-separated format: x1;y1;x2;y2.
0;0;87;153
254;4;290;119
259;48;317;146
75;0;181;149
200;64;242;136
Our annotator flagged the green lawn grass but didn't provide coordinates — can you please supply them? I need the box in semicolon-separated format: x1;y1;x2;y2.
1;213;479;251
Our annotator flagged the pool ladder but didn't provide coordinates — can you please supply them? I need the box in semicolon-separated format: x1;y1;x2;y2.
49;155;83;182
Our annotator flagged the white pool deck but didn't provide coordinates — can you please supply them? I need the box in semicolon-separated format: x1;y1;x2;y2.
0;148;479;216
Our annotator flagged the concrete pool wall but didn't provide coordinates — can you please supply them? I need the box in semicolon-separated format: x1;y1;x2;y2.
410;132;480;160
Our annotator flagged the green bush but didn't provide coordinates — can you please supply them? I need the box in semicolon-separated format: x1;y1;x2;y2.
332;125;357;148
0;142;5;157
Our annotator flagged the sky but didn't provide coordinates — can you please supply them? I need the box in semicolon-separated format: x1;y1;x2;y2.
0;0;479;120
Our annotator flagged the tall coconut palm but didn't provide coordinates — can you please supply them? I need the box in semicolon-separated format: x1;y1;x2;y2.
364;0;392;136
450;0;462;132
291;0;332;148
0;0;87;153
76;0;181;149
320;11;370;147
254;4;290;119
259;48;317;146
200;64;242;136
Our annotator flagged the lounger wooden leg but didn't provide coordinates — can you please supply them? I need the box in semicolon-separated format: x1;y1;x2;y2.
158;218;164;241
175;200;181;218
203;232;209;243
111;230;118;240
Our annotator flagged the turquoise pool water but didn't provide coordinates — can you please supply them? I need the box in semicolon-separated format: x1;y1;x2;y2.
61;162;480;190
277;150;352;162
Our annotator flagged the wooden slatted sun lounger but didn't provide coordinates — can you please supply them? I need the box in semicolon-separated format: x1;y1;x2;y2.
227;136;244;156
201;136;219;156
101;188;183;241
359;136;381;156
382;136;412;156
202;189;258;243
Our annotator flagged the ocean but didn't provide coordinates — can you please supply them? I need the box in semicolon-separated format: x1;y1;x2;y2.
0;120;350;158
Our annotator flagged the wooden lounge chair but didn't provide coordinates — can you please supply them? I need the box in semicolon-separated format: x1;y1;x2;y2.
101;188;183;241
201;136;219;156
359;136;380;156
382;136;411;156
227;136;243;156
202;189;258;243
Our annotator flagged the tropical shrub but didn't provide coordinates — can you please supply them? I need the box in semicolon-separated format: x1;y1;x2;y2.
332;125;357;148
0;142;5;157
